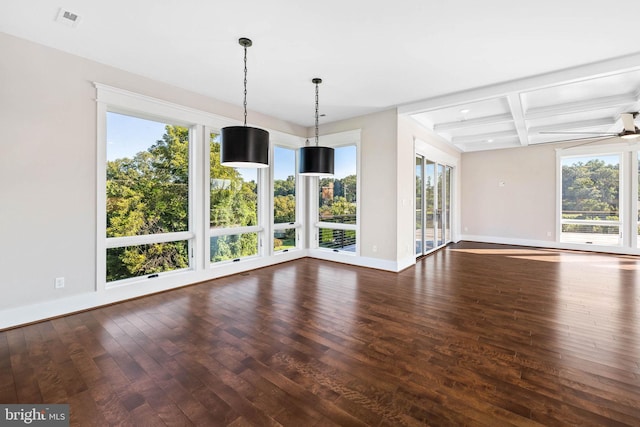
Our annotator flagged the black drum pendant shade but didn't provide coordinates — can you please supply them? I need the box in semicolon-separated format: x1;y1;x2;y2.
221;126;269;168
299;146;334;175
299;78;334;176
221;37;269;168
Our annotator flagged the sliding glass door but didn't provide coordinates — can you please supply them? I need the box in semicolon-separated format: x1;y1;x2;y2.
416;155;452;257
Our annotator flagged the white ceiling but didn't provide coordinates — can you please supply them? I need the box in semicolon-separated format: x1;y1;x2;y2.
2;0;640;151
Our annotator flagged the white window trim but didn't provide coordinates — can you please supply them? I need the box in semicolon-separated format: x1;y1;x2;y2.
105;231;196;249
96;84;307;288
414;138;458;257
555;141;640;252
210;226;263;237
205;126;270;265
97;84;206;289
308;129;361;255
272;143;305;254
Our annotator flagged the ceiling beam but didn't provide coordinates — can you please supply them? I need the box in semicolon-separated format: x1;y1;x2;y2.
528;117;616;134
507;93;529;146
525;93;639;119
451;130;518;145
455;139;521;152
434;113;513;132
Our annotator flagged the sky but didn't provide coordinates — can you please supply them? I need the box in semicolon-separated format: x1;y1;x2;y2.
106;112;166;161
107;111;357;180
561;154;620;167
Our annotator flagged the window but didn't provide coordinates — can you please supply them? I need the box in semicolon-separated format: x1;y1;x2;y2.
415;157;423;254
105;112;193;282
273;146;299;252
560;153;621;246
317;144;358;253
415;153;453;257
638;152;640;248
209;132;262;262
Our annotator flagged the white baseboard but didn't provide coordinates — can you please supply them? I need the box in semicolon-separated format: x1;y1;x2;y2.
307;249;406;272
0;250;307;330
2;249;419;330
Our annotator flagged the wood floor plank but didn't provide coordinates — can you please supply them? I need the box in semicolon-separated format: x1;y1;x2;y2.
2;242;640;425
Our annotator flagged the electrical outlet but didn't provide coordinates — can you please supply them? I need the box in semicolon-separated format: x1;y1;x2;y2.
372;245;377;253
55;277;65;289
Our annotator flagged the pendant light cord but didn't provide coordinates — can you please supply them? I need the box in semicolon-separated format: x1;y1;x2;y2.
315;80;319;146
243;43;248;127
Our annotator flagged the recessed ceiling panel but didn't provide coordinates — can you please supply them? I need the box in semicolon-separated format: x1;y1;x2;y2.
526;107;621;133
450;122;517;143
522;69;640;113
414;97;512;130
456;138;522;152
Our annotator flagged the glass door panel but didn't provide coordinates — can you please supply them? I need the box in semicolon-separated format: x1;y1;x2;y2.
425;160;436;251
415;156;424;255
445;166;452;243
437;164;444;246
638;152;640;248
415;156;453;258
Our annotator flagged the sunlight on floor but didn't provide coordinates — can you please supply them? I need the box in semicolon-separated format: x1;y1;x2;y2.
450;248;640;268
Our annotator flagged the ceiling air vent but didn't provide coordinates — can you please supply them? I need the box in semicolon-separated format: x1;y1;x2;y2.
55;8;81;28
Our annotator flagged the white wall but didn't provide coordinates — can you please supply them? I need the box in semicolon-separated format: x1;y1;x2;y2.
397;116;462;269
0;33;411;328
460;143;557;243
0;32;306;319
315;109;399;264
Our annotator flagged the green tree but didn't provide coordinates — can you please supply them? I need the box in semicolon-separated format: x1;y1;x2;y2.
341;174;357;203
274;175;295;197
209;134;258;261
274;195;296;223
562;159;619;219
106;125;190;281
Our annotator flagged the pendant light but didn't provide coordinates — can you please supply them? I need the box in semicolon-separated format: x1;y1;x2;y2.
221;38;269;168
299;78;334;176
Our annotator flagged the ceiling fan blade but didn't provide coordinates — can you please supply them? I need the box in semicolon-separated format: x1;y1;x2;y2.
549;135;614;143
621;112;636;132
565;136;617;149
539;131;618;135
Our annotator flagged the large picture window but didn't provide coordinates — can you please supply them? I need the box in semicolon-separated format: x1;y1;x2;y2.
209;132;261;262
560;153;621;246
105;112;193;282
317;144;358;252
273;146;299;252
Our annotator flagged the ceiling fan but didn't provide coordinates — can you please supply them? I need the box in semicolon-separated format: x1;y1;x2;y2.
539;112;640;144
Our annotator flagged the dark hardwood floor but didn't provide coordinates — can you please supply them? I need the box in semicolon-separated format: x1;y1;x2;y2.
1;242;640;426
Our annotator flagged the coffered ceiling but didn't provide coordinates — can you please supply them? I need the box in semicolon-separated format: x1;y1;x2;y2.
401;63;640;152
2;0;640;152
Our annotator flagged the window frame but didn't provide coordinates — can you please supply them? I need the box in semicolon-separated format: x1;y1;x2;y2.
308;130;361;255
556;142;640;251
205;127;268;265
271;143;304;254
98;84;298;289
97;85;205;288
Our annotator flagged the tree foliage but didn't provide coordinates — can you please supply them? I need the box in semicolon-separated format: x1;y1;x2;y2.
319;175;357;222
106;127;261;280
106;125;190;281
562;159;619;219
273;175;295;223
273;175;296;251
